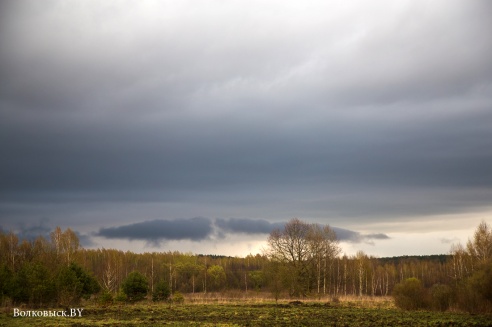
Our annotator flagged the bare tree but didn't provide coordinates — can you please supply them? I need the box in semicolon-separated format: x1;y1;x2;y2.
6;231;18;270
267;218;312;297
356;251;366;297
61;228;79;265
103;261;117;293
49;227;80;265
307;224;339;295
266;218;341;297
450;243;469;282
51;226;62;258
466;221;492;265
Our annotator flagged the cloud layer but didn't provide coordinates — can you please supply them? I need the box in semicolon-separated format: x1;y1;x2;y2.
95;217;388;246
1;1;491;255
96;217;212;243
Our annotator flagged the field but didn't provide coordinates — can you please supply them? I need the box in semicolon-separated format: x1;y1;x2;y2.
1;297;491;327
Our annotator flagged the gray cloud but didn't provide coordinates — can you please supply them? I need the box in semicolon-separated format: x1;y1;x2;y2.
3;218;52;241
215;218;285;235
331;227;390;244
1;1;491;254
215;218;389;244
96;217;213;243
75;231;96;248
92;217;389;246
0;218;95;247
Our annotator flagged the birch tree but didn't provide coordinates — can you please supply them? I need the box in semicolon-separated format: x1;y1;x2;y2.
466;221;492;266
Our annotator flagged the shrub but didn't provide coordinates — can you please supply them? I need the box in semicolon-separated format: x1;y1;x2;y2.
114;291;128;303
457;262;492;313
121;271;149;302
172;291;185;304
152;281;171;302
468;262;492;304
429;284;452;311
98;290;113;307
0;264;13;302
392;278;427;310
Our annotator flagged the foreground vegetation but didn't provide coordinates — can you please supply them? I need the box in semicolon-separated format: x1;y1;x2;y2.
1;298;491;327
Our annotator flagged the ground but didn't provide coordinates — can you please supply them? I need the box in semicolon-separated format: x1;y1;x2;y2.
1;296;491;326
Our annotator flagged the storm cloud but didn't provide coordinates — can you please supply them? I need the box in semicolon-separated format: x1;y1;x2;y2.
94;217;388;246
1;1;491;255
215;218;285;235
215;218;389;243
332;227;390;244
96;217;213;243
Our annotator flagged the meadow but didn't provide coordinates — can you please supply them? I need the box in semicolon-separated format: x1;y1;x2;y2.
1;296;491;327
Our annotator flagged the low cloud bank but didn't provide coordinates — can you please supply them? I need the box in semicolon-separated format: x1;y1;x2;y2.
332;227;390;244
96;217;213;242
215;218;285;234
95;217;389;245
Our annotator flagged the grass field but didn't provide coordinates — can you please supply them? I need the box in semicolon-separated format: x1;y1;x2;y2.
1;297;491;327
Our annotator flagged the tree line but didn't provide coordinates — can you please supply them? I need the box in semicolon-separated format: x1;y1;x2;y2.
0;219;491;312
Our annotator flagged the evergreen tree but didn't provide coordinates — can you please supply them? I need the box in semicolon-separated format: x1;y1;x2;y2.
122;271;149;302
152;280;170;302
0;264;13;302
57;263;100;305
12;262;56;306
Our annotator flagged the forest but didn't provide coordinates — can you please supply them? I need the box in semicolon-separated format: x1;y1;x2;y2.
0;219;491;313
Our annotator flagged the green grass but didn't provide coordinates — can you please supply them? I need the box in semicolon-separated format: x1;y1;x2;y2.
1;301;491;327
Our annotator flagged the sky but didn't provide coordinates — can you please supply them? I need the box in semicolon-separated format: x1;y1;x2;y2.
1;0;492;258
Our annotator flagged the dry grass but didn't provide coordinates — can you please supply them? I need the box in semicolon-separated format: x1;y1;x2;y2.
3;295;491;327
183;291;395;308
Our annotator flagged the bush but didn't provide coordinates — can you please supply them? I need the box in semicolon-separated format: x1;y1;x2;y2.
429;284;452;311
121;271;149;302
0;264;13;302
392;278;427;310
469;262;492;304
152;281;171;302
172;291;185;304
456;262;492;313
98;290;113;306
114;291;128;303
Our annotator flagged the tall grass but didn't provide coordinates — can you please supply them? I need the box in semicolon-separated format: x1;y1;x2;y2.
183;291;394;308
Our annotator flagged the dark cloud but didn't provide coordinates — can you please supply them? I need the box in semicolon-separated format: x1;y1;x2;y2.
1;1;491;254
96;217;213;243
215;218;285;235
8;218;51;241
0;218;95;247
332;227;390;244
215;218;389;244
365;233;390;240
92;217;388;246
75;231;95;247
